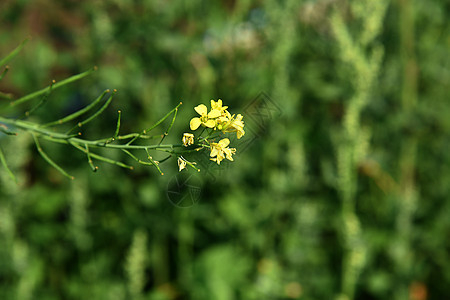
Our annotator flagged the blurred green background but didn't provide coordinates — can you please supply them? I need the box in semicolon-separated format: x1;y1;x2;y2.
0;0;449;299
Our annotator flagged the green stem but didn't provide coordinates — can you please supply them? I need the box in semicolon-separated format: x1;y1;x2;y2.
0;125;17;135
72;90;115;130
10;67;98;107
122;149;166;175
117;133;161;140
127;102;182;145
0;66;9;81
158;104;179;145
32;134;74;180
84;144;98;172
113;110;122;140
157;155;172;164
0;146;16;182
22;80;55;119
69;141;133;170
44;89;109;128
0;116;183;151
145;102;182;133
197;126;207;138
144;148;164;175
0;37;29;67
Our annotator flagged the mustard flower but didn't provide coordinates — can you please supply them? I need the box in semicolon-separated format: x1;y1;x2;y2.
210;99;228;112
223;113;245;139
190;104;221;130
178;157;187;171
177;156;197;172
182;133;195;147
210;138;236;165
214;109;231;131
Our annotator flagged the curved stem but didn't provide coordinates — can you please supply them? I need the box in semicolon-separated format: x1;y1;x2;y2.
0;116;184;151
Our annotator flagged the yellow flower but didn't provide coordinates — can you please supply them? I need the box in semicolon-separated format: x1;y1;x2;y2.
177;156;197;172
223;113;245;139
210;138;236;165
182;133;195;147
215;109;231;131
210;99;228;112
190;104;221;130
178;157;187;171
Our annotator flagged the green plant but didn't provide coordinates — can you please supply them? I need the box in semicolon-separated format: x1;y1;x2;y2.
331;1;390;299
0;40;245;181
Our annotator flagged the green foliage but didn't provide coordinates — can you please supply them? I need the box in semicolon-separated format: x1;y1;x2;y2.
1;0;449;299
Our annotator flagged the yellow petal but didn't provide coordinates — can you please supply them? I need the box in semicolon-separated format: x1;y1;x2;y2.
237;129;245;139
204;119;215;128
194;104;208;116
216;152;225;163
218;116;228;123
190;117;202;130
178;157;187;172
210;99;217;109
210;147;218;157
223;148;234;161
210;157;221;165
208;109;221;118
219;138;230;147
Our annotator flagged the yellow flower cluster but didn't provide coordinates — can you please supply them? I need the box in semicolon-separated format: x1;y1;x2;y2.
210;138;236;165
179;99;245;169
190;100;245;139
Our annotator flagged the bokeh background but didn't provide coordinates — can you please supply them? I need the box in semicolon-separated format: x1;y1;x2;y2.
0;0;449;299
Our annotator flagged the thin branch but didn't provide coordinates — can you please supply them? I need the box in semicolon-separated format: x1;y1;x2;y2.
117;133;161;140
158;104;179;145
158;155;172;164
70;141;133;170
113;110;122;140
0;37;29;67
32;134;74;180
22;80;56;119
127;102;182;145
0;116;185;151
0;146;16;182
0;125;17;136
122;149;164;175
43;89;109;128
0;66;10;81
84;144;98;172
145;102;182;133
101;109;122;145
71;89;116;130
144;148;164;175
11;66;98;107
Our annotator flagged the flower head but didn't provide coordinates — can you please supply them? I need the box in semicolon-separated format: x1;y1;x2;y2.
177;156;198;172
215;109;232;131
223;113;245;139
190;104;221;130
182;133;195;147
210;138;236;165
210;99;228;112
187;100;243;168
178;157;187;171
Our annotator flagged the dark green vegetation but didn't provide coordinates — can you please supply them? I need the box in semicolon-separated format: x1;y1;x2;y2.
0;0;449;299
